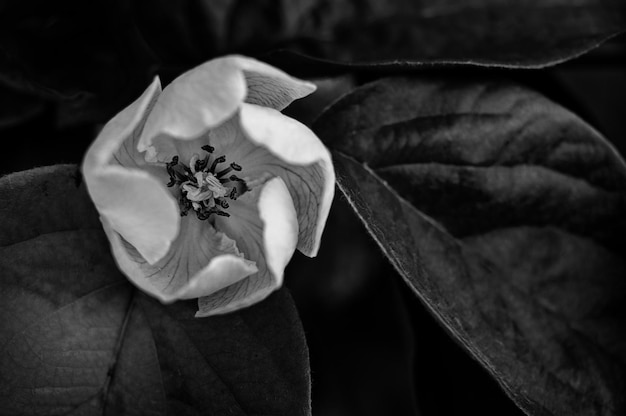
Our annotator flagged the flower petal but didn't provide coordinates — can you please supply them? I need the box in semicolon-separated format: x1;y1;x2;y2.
228;55;316;110
196;176;298;316
136;56;315;164
103;215;258;303
237;103;335;257
137;57;248;161
82;78;180;264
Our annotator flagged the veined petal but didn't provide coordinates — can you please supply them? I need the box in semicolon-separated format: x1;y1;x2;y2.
197;177;298;316
137;57;248;161
227;55;316;110
82;78;180;264
103;215;258;303
136;55;315;163
238;103;335;257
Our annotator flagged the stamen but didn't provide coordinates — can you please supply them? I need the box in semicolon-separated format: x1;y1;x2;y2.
196;206;230;220
165;156;176;179
216;162;243;178
167;156;192;187
179;192;192;217
196;156;209;172
166;149;243;221
189;154;199;173
216;167;231;178
228;175;249;192
209;155;226;173
216;199;229;209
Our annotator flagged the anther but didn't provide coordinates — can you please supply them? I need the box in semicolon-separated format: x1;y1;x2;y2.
167;156;189;187
199;207;230;219
216;162;242;179
166;157;176;174
228;175;248;189
197;211;210;220
209;155;226;173
166;147;245;221
195;157;209;172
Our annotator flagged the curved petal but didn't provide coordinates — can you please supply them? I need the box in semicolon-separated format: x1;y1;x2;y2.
82;78;180;264
136;56;315;164
84;77;161;168
228;55;316;110
137;57;248;162
237;103;335;257
197;177;298;316
103;215;258;303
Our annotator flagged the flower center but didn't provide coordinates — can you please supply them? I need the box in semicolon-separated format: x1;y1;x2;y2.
165;145;248;220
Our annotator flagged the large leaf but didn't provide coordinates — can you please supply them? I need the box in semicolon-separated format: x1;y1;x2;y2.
0;165;310;415
314;78;626;416
1;0;624;104
263;0;626;71
122;0;626;70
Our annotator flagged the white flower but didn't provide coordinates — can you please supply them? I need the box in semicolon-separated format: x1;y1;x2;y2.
82;56;335;317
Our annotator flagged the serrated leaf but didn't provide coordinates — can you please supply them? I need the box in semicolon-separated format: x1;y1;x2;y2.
314;77;626;416
0;165;310;416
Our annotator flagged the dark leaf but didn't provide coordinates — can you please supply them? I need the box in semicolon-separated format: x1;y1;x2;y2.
2;0;625;107
0;165;310;416
265;0;626;72
134;0;626;71
314;77;626;416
